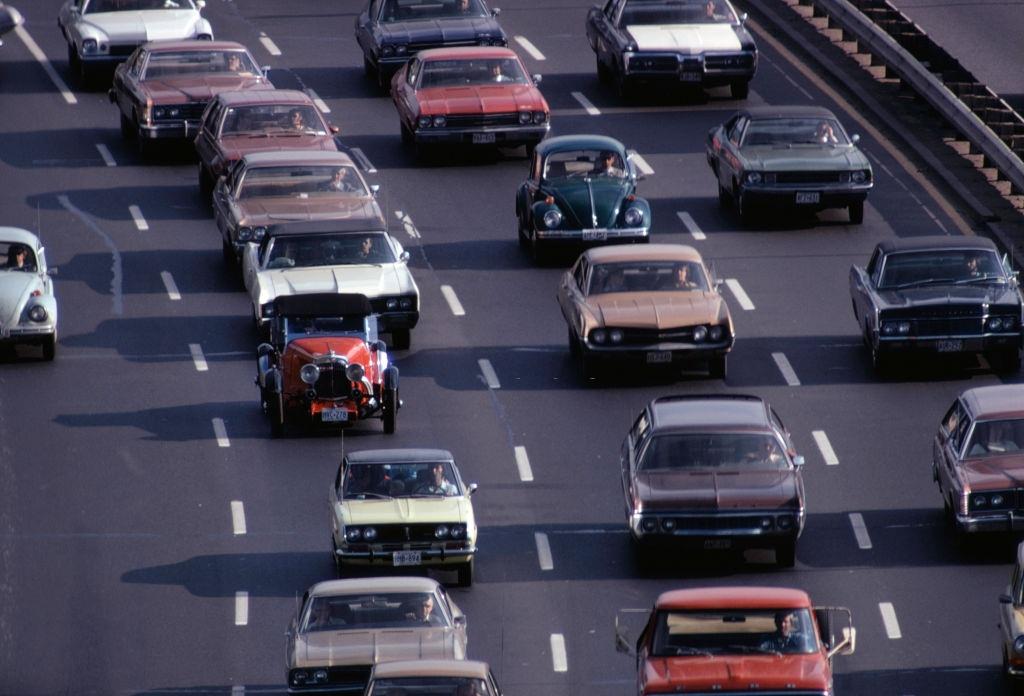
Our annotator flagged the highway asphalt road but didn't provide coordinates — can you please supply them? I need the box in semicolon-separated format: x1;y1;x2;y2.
0;1;1020;694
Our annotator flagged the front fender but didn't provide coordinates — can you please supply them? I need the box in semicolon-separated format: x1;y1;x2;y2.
383;365;399;391
619;197;651;227
259;365;282;393
530;199;561;230
195;17;214;38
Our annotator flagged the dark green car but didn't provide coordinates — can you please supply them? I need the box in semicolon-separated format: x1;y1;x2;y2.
515;135;651;263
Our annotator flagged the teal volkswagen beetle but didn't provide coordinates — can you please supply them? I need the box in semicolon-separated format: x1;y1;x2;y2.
515;135;651;264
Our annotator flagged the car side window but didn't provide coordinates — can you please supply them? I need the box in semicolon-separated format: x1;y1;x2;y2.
950;407;971;454
940;401;959;440
629;411;650;448
203;101;222;135
335;463;344;493
866;247;883;284
573;259;588;291
769;407;786;433
1014;563;1024;604
407;58;420;85
728;116;747;144
128;52;143;77
602;0;615;19
488;671;502;696
369;0;381;21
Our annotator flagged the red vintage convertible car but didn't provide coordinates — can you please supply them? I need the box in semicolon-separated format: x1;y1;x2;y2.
256;293;399;436
391;46;549;156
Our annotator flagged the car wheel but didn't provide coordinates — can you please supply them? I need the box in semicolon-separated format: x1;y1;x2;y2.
708;355;726;379
596;55;610;84
376;64;389;92
870;340;890;376
775;540;796;568
67;42;79;74
737;189;755;226
41;333;56;362
456;558;474;587
120;112;133;140
718;181;731;209
730;81;750;100
363;55;374;79
269;409;285;439
198;163;214;200
517;213;528;248
137;130;152;160
390;328;411;351
400;121;413;146
568;328;580;357
530;233;548;265
632;541;655;573
382;387;398;434
221;238;237;269
615;72;634;102
580;353;601;381
848;200;865;224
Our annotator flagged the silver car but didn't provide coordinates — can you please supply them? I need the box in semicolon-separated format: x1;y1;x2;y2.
0;228;57;360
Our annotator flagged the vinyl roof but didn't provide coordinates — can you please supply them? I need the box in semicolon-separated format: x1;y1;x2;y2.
649;394;771;431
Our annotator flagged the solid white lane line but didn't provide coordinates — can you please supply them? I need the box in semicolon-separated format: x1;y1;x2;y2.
550;634;568;672
627;150;654;175
128;205;149;231
514;36;546;61
213;418;230;448
848;512;873;550
235;591;249;626
160;271;181;301
440;285;465;316
724;278;755;310
677;211;706;240
771;352;801;386
514;446;534;482
15;26;77;105
306;89;330;113
879;602;902;639
258;32;282;56
535;532;554;571
96;144;116;167
478;359;500;389
571;91;600;116
189;343;209;372
231;501;247;536
352;147;377;173
812;430;838;465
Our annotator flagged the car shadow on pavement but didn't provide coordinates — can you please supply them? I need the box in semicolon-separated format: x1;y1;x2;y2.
27;185;210;221
130;687;288;696
57;249;245;297
61;316;256;363
834;665;1003;696
54;400;265;442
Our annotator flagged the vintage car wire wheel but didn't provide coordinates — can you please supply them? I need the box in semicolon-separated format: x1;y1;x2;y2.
730;80;750;100
457;558;474;587
848;200;864;225
775;540;796;568
382;387;398;434
390;328;411;351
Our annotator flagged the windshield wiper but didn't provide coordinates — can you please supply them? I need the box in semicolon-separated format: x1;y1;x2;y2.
666;646;714;657
889;278;956;290
954;275;1005;285
721;644;781;656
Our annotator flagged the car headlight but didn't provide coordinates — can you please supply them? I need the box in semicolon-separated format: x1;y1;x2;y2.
395;45;407;55
399;297;414;310
81;39;97;54
760;517;775;529
381;45;395;57
312;669;328;684
897;321;910;335
987;317;1004;331
777;515;794;530
345;527;362;541
852;170;869;184
261;302;275;318
1014;635;1024;656
345;363;365;382
386;298;399;310
291;670;309;686
609;329;624;344
236;226;252;242
745;171;762;185
533;111;547;124
692;325;708;342
623;207;644;227
299;363;320;385
432;115;446;127
661;518;676;531
417;115;432;129
972;494;987;509
640;517;657;532
519;111;533;125
1003;315;1018;330
992;494;1006;507
28;305;48;323
881;320;910;336
709;325;724;341
252;226;267;241
543;209;562;229
590;329;607;344
363;526;377;541
449;525;465;539
435;525;450;538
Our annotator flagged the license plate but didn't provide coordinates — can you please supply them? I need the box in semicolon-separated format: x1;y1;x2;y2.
704;539;732;549
321;408;349;422
646;351;672;364
680;72;702;82
582;229;607;241
472;132;496;144
796;192;821;204
936;339;963;353
393;551;422;566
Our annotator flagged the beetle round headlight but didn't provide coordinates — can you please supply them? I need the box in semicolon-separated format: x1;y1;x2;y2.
346;363;365;382
590;329;607;344
435;525;450;538
709;325;724;341
237;227;252;242
345;527;362;541
543;209;562;229
363;527;377;541
623;207;644;227
692;325;708;342
519;111;532;125
299;363;320;385
609;329;624;344
745;171;762;184
417;116;432;129
432;115;446;127
28;305;48;323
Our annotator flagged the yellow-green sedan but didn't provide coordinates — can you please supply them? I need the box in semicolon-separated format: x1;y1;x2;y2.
330;448;478;586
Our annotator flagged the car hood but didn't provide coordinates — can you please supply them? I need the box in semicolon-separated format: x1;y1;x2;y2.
625;23;741;53
218;133;337;162
740;145;869;170
238;197;382;226
636;469;798;510
418;84;546;115
645;654;827;691
343;497;470;524
962;456;1024;490
875;284;1020;309
542;178;633;229
287;336;372;364
379;17;501;44
260;265;405;299
0;272;37;332
588;292;725;328
291;627;461;669
142;75;270;104
80;9;201;42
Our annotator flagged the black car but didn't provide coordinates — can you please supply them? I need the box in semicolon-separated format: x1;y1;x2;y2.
850;236;1023;374
355;0;507;89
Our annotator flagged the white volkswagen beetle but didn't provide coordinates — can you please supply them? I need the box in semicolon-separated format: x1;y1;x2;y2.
0;228;58;360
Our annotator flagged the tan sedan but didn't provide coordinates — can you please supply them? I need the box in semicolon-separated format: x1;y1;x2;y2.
557;244;734;378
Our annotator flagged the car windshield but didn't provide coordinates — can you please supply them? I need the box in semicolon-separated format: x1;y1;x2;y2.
143;50;259;79
651;608;818;656
220;104;326;136
620;0;737;26
741;117;850;147
0;241;37;272
343;462;462;498
238;165;368;199
966;419;1024;458
264;233;395;269
878;249;1005;289
282;315;367;338
301;591;450;632
588;261;709;295
639;433;788;471
419;58;528;88
543;149;628;180
85;0;197;12
380;0;489;22
368;677;493;696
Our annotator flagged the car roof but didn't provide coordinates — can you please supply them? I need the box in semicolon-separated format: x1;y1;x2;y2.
309;576;442;598
242;150;357;167
648;394;771;431
273;293;372;318
214;89;314;106
876;235;998;254
142;40;250;53
417;46;520;62
266;218;387;236
583;243;704;265
656;586;812;611
371;659;491;680
739;105;838;120
345;448;455;465
961;385;1024;420
0;227;41;248
536;134;625;157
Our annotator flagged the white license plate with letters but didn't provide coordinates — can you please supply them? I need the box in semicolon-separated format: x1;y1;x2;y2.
796;192;820;204
704;539;732;549
936;340;963;353
321;408;349;422
393;551;422;566
680;72;702;82
646;351;672;364
582;229;608;241
472;132;496;144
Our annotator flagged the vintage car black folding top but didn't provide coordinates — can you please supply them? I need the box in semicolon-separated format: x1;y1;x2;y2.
272;293;373;318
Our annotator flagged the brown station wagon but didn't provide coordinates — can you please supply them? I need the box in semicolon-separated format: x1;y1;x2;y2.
933;384;1024;535
621;394;806;567
195;89;340;198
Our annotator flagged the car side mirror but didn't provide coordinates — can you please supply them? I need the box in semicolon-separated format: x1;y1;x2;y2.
613;615;635;656
793;455;805;468
713;278;724;290
454;615;467;627
739;12;748;23
329;125;340;135
261;65;271;77
492;7;501;16
370;184;380;197
399;250;410;263
532;74;542;85
257;342;276;358
850;134;860;145
196;0;206;8
47;267;59;276
467;483;478;495
1001;594;1015;605
372;339;388;352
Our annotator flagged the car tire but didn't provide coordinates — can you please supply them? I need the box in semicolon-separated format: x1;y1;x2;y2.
775;540;796;568
120;112;133;140
456;558;474;587
269;410;285;439
222;238;237;269
517;214;528;248
717;181;731;209
730;81;750;99
615;72;634;102
568;328;580;357
41;334;56;362
67;42;78;74
530;233;548;265
400;121;413;146
708;355;726;379
390;328;411;351
363;55;374;80
382;387;398;434
632;541;655;573
581;353;600;381
848;200;864;224
736;188;756;226
870;340;890;376
596;55;610;84
137;130;152;160
198;163;214;200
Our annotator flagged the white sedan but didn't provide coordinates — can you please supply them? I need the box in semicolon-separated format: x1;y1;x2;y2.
0;228;58;360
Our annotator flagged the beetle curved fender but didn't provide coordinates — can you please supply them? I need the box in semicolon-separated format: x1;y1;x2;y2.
530;199;563;230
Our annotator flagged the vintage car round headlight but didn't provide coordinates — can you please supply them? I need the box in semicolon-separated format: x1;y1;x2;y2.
745;171;762;184
450;525;465;538
432;115;446;127
435;525;450;538
992;494;1006;506
418;116;432;129
640;517;657;532
533;111;547;124
346;363;365;382
692;325;708;342
345;527;362;541
661;518;676;531
291;670;309;685
623;207;644;227
381;45;395;57
395;45;408;55
1004;316;1019;329
1014;635;1024;656
81;39;98;54
590;329;607;345
400;297;413;309
236;226;252;242
987;317;1004;331
386;298;399;310
709;325;724;341
609;329;624;344
363;527;377;541
760;517;775;529
299;363;321;385
852;170;869;184
880;321;896;336
896;321;911;335
28;305;48;323
972;494;987;508
252;226;267;241
543;209;562;229
777;516;794;530
312;669;328;683
519;111;533;125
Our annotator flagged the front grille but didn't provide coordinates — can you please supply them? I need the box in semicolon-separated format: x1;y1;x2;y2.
670;515;771;531
326;665;372;689
372;524;450;544
630;55;680;72
887;304;984;319
775;171;845;184
914;318;983;335
443;113;521;128
108;44;139;57
620;327;697;345
314;364;353;399
705;53;755;70
883;304;989;336
154;102;207;121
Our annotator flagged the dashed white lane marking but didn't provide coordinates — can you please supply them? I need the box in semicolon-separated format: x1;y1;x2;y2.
921;205;951;234
306;89;330;113
627;150;654;175
762;53;813;100
724;278;755;310
352;147;377;173
160;271;181;301
213;418;230;448
677;211;706;240
771;352;801;386
812;430;838;465
849;512;873;550
231;686;245;696
535;532;554;570
550;634;568;672
514;446;534;482
189;343;209;372
57;195;124;315
231;501;247;536
394;210;420;238
478;359;500;389
15;26;77;105
571;91;600;116
96;144;116;167
258;32;282;56
128;205;149;231
440;285;465;316
879;602;902;639
235;591;249;626
514;36;546;61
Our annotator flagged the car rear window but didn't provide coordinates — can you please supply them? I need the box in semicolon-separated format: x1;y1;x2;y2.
639;433;787;471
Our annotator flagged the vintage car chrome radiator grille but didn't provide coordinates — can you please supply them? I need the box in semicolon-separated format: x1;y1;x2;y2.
443;113;521;128
775;171;846;184
705;53;755;70
314;364;353;399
